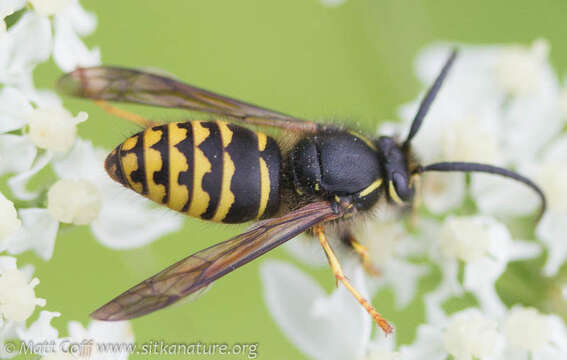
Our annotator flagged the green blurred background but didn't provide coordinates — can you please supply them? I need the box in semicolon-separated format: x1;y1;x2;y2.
24;0;567;359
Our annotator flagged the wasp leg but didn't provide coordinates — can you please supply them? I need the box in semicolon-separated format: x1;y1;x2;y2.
95;100;156;128
314;225;393;334
343;233;380;277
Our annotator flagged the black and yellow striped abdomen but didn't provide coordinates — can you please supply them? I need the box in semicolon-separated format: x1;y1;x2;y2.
105;121;281;223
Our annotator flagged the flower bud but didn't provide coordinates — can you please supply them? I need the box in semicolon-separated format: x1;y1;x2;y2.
48;179;102;225
28;106;87;153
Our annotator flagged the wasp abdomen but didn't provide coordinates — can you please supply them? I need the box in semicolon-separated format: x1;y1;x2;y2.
105;121;281;223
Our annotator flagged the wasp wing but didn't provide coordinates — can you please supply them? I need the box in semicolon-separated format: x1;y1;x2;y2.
58;66;319;133
90;201;341;321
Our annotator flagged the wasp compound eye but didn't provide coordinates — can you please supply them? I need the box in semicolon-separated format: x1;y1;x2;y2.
391;171;414;203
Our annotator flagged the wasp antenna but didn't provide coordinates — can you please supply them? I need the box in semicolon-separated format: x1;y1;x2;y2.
403;48;458;148
417;161;547;219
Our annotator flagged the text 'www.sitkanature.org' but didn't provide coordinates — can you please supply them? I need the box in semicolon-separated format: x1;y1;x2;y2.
5;339;259;358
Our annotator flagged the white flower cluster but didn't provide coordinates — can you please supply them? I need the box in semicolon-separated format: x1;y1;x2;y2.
261;40;567;360
18;309;134;360
0;1;182;357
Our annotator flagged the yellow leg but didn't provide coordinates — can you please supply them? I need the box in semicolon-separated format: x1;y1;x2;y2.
345;233;380;277
314;225;393;334
95;100;156;128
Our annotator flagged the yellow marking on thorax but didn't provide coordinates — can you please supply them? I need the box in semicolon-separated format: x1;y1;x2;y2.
257;132;267;151
388;180;404;205
348;130;376;151
144;127;166;204
167;123;189;211
188;122;212;218
359;178;383;197
121;152;143;193
211;121;236;222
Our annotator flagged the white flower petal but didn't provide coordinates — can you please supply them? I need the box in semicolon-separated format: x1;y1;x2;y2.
495;40;550;96
502;91;562;166
0;86;33;132
261;260;371;360
536;211;567;276
424;260;462;323
80;320;133;343
283;233;328;267
421;172;466;214
0;256;17;272
548;314;567;352
0;134;37;175
414;44;503;105
373;259;428;309
42;352;76;360
67;319;134;360
7;150;53;200
0;191;21;241
29;0;72;16
399;324;446;360
504;307;552;352
403;44;505;165
0;318;26;357
356;220;406;267
364;334;399;360
507;239;541;261
5;208;59;260
91;184;183;249
52;139;107;181
464;258;507;317
0;0;26;19
0;12;51;85
19;263;35;282
57;0;96;36
440;112;503;164
536;135;567;214
497;41;562;164
471;172;540;217
440;216;492;262
31;88;64;109
17;310;60;344
377;121;403;138
53;15;100;72
543;133;567;162
442;309;505;360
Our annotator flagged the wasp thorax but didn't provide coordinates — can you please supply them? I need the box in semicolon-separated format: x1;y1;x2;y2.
289;131;383;210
